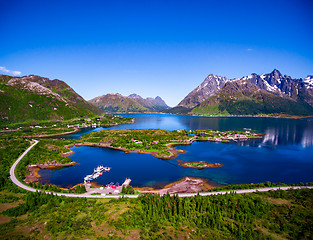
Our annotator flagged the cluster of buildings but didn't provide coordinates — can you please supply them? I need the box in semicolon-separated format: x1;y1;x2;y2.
196;130;254;142
67;122;98;128
131;138;142;144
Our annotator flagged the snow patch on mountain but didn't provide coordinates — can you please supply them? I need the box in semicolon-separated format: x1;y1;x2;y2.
263;80;279;92
8;78;68;102
303;76;313;89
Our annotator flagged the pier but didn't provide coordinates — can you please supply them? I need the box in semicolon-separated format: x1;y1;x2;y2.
84;165;111;183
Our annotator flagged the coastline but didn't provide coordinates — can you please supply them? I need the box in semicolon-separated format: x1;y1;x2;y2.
191;113;313;120
25;128;80;138
63;139;194;160
25;161;78;183
23;118;134;138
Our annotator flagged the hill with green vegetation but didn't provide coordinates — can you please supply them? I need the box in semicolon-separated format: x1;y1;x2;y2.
88;93;149;113
128;93;169;112
162;106;192;114
192;80;313;116
0;74;104;126
88;93;169;113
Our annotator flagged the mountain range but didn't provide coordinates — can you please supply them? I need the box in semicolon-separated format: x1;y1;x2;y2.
88;93;169;113
0;74;103;125
1;69;313;126
168;69;313;116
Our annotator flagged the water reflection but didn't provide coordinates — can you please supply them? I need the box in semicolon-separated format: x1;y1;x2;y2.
261;122;313;148
301;123;313;148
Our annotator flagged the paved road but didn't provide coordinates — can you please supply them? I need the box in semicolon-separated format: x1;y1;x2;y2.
10;140;313;199
10;140;39;193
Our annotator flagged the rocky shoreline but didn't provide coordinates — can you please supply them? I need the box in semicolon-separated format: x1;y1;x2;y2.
136;176;217;194
24;160;78;183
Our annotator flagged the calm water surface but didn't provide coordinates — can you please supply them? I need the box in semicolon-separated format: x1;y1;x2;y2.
39;114;313;187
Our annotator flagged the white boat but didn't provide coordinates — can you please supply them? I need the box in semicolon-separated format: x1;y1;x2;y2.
84;165;111;182
93;173;100;178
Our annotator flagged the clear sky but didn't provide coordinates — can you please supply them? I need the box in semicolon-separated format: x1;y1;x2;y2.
1;0;313;106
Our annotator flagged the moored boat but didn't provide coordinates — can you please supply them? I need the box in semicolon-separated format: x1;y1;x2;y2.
84;165;111;183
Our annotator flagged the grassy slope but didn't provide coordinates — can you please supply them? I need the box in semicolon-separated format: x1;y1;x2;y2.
192;80;313;116
0;75;103;126
33;77;103;116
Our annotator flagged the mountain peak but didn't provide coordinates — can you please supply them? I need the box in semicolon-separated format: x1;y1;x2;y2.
271;69;282;77
128;93;141;98
177;74;229;108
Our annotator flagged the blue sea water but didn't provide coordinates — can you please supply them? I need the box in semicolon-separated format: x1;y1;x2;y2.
38;114;313;187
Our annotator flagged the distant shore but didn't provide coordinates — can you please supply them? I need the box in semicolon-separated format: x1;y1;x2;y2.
191;113;313;120
161;111;313;120
25;128;80;138
23;119;134;138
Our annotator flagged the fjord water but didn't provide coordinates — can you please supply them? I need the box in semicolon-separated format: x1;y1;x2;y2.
39;114;313;188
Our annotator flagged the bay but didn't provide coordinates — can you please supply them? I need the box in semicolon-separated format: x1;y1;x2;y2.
38;114;313;188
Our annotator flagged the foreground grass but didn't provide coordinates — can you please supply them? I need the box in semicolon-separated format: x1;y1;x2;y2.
0;189;312;239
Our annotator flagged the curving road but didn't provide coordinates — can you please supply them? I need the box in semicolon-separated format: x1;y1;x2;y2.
10;140;313;199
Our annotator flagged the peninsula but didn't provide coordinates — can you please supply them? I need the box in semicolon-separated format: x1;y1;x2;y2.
75;128;264;159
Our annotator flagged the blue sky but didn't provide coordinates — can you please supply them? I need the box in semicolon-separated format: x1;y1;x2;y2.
1;0;313;106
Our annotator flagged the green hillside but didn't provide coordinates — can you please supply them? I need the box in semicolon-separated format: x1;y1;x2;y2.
0;75;103;126
192;80;313;116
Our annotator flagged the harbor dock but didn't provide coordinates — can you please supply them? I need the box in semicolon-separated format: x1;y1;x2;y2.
84;178;132;195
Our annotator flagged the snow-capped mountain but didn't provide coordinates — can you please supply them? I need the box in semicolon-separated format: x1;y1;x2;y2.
178;74;229;108
177;69;313;109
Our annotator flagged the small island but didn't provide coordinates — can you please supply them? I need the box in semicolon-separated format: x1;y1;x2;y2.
178;160;223;169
